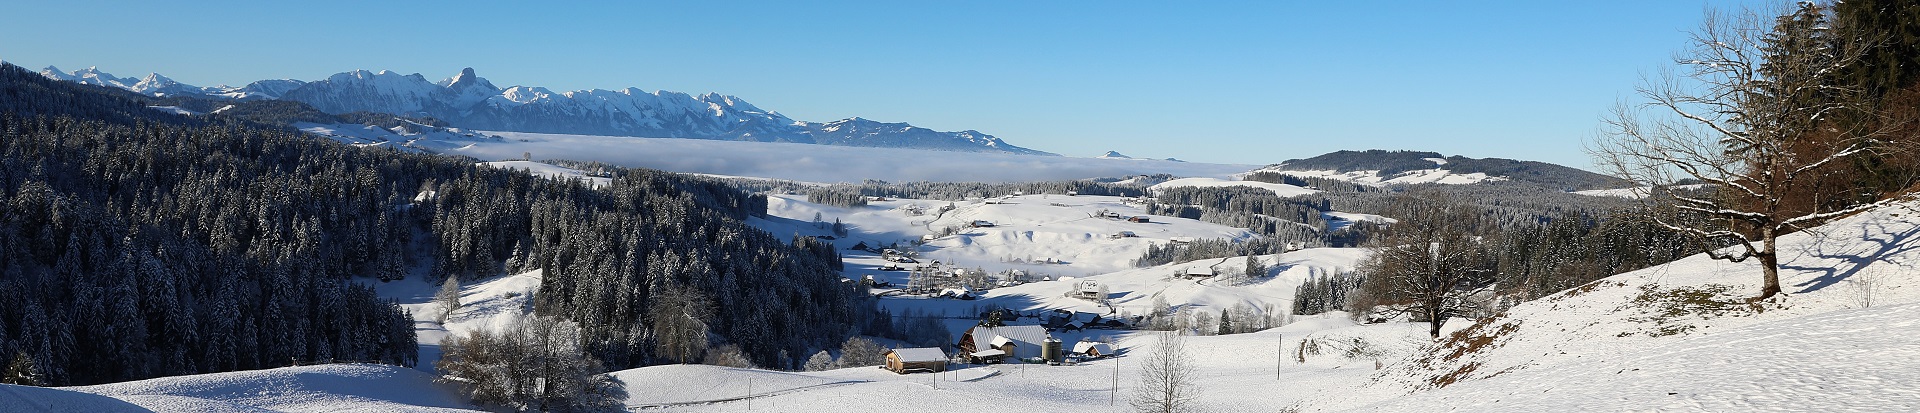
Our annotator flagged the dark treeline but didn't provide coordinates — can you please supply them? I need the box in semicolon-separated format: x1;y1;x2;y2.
1151;185;1331;232
805;186;868;208
0;115;420;385
1292;271;1362;316
1133;238;1301;268
1485;207;1700;301
1309;182;1639;232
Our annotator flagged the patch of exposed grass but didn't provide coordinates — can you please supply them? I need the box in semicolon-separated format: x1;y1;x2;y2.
1620;283;1765;337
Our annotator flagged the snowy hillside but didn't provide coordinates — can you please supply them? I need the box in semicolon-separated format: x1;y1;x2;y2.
1149;177;1319;197
1301;200;1920;411
756;193;1258;277
2;364;480;413
1263;149;1628;189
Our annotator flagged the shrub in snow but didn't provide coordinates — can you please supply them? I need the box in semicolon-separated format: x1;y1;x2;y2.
436;315;622;412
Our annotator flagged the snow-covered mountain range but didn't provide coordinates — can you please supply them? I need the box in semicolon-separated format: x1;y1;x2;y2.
39;65;1054;155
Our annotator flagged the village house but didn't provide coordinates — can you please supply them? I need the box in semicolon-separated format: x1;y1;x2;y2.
1127;216;1151;223
1072;341;1114;359
957;325;1053;363
884;348;948;374
1182;266;1217;279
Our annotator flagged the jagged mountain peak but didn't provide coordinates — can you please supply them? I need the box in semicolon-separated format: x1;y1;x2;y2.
1100;151;1131;158
36;63;1057;155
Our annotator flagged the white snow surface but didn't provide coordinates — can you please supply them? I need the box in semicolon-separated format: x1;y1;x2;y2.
754;193;1261;277
1571;184;1712;199
448;131;1252;183
1149;177;1319;197
47;364;477;413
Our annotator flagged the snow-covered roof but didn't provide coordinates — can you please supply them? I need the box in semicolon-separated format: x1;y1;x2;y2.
970;349;1006;358
1073;342;1113;355
970;325;1051;354
888;347;948;363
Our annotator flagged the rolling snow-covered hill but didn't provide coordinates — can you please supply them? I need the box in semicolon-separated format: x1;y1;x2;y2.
1302;199;1920;411
1264;149;1628;190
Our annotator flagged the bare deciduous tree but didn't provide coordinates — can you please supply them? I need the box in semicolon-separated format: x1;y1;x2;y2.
1591;3;1911;300
1354;194;1496;338
1131;332;1199;413
436;315;622;412
434;275;461;324
649;284;713;364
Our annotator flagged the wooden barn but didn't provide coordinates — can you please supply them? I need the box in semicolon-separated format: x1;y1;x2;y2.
884;348;949;374
957;325;1053;363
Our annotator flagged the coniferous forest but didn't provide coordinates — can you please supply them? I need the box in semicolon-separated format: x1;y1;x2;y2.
0;63;871;385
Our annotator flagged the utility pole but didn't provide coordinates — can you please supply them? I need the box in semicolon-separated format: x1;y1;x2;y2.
1110;357;1119;406
1277;333;1283;380
747;378;753;410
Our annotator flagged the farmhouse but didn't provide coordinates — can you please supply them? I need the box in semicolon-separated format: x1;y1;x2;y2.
1127;216;1151;223
1182;266;1216;279
958;325;1053;363
1068;280;1105;301
1110;231;1137;239
884;348;948;374
1072;341;1114;358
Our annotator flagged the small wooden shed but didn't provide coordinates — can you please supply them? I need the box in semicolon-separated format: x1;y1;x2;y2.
885;347;948;374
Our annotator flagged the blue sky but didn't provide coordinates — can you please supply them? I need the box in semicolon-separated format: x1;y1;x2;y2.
1;1;1763;169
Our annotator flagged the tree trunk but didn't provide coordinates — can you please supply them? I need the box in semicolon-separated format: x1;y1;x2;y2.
1756;235;1782;300
1426;307;1444;338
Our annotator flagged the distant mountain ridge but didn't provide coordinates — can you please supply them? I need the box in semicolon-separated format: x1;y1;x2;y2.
38;65;1055;156
1268;149;1628;190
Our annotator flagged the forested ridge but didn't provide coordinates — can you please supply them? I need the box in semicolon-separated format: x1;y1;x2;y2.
0;62;870;385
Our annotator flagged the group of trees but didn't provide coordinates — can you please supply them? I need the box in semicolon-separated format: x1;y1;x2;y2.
1593;0;1920;299
0;114;420;384
1292;271;1362;316
436;316;623;412
0;62;880;394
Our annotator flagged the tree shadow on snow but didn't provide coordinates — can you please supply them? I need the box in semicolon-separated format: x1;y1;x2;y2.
1780;216;1920;294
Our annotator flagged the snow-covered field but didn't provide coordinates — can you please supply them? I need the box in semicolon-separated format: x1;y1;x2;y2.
752;193;1261;278
17;161;1920;412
